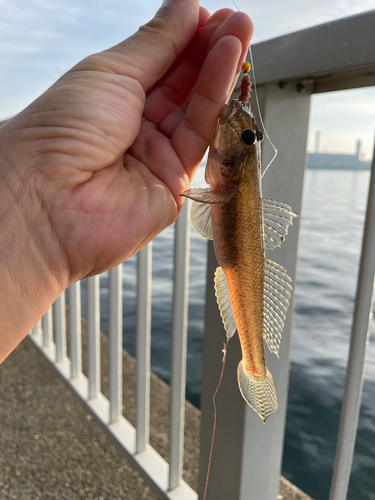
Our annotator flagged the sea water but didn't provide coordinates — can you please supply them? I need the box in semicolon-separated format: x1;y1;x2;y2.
283;169;375;500
81;168;375;500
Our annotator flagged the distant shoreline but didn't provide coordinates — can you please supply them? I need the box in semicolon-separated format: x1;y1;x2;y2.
307;164;371;170
307;152;371;170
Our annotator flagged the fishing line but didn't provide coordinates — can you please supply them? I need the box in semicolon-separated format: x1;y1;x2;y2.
232;0;278;178
202;8;278;497
202;339;229;500
248;46;278;178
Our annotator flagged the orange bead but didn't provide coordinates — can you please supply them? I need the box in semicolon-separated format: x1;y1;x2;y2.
242;62;251;73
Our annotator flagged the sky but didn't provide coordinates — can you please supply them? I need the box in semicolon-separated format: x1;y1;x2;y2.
1;0;375;159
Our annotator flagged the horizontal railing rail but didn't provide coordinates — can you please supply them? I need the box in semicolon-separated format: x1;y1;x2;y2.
251;9;375;93
25;10;375;500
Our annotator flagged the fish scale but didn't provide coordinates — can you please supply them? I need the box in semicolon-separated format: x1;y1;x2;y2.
182;95;298;422
213;136;266;378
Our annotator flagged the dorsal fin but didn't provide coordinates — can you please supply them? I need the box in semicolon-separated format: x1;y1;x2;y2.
212;259;292;359
263;259;292;357
263;199;298;251
188;196;297;249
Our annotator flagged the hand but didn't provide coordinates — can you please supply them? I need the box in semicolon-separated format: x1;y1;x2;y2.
0;0;253;361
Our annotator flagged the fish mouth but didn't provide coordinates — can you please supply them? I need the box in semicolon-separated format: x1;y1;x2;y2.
219;99;252;123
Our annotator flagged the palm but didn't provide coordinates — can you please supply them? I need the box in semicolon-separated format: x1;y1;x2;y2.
41;71;181;278
13;7;252;282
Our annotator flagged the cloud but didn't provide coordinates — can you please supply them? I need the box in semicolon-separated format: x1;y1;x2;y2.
0;41;41;53
30;30;64;38
307;95;375;159
307;88;375;159
210;0;375;42
0;0;159;118
1;0;374;160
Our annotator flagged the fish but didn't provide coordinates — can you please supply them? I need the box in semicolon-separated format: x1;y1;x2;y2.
181;90;297;423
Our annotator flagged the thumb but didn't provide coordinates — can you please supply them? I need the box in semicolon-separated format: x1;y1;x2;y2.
105;0;200;90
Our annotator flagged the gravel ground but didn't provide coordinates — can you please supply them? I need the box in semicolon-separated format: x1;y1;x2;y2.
0;319;312;500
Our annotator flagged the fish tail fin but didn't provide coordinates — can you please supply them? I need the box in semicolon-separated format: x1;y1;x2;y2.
237;361;278;423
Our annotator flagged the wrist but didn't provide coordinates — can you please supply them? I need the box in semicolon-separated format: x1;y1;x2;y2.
0;124;68;362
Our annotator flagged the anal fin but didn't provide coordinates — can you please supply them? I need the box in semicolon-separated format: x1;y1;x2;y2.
214;267;236;339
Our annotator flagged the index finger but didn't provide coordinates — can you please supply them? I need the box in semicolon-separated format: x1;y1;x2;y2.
172;35;243;177
143;9;251;129
172;17;253;178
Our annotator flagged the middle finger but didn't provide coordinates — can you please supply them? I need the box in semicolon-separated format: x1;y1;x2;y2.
143;9;235;128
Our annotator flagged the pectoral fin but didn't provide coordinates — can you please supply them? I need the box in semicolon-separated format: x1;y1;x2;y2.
190;201;213;240
263;259;292;357
205;155;244;189
214;266;236;339
262;199;298;251
182;149;243;205
181;187;237;204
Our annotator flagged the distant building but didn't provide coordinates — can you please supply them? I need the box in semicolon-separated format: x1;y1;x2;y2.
307;152;371;169
307;135;371;170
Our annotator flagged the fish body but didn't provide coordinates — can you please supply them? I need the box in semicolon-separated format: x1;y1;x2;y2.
183;99;296;422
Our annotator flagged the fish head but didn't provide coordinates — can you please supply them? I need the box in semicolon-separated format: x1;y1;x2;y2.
212;99;263;162
205;100;263;189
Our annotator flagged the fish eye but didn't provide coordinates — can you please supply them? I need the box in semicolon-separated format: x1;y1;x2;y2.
242;129;256;145
257;129;264;142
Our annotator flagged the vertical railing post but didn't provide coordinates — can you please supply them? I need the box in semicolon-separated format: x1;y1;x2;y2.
136;245;152;452
55;292;66;362
69;282;82;379
87;276;100;399
329;142;375;500
169;201;191;490
42;308;53;348
31;320;42;336
109;265;123;423
198;83;311;500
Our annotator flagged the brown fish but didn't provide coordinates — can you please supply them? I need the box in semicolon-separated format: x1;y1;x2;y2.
182;98;297;422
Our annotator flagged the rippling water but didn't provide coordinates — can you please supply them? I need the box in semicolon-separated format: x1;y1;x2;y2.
283;169;375;500
80;168;374;500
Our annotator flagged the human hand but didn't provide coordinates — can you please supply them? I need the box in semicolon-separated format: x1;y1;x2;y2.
0;0;253;360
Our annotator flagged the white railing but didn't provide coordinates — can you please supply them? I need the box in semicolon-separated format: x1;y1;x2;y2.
30;202;195;500
28;10;375;500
